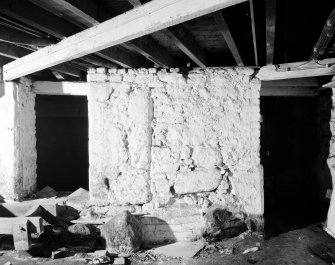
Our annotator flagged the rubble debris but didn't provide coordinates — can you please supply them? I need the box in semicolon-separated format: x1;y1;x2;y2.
66;188;90;211
113;257;126;264
242;246;259;254
51;248;71;259
203;206;247;242
4;262;11;265
16;250;33;259
308;243;335;263
100;211;143;254
35;186;58;199
25;205;69;228
68;224;93;236
149;241;205;258
89;255;112;264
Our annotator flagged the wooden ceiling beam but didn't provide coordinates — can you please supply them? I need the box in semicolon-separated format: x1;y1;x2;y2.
257;58;335;80
0;41;81;78
213;11;244;66
163;27;207;68
265;0;276;65
28;0;144;68
0;25;53;47
3;0;246;80
248;0;258;66
0;0;79;39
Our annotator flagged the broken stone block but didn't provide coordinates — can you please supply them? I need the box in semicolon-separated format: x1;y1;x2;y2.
35;186;57;199
67;224;92;236
113;257;126;264
51;248;70;259
174;168;222;194
203;206;247;242
100;211;143;254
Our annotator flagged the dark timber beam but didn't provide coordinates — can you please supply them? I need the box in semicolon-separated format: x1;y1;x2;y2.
249;0;258;65
121;37;177;68
265;0;276;65
310;7;335;60
0;25;53;47
163;27;207;68
213;11;244;66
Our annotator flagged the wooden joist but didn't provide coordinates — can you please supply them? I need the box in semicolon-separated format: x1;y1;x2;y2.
0;0;79;39
3;0;246;80
33;81;89;96
265;0;276;65
213;11;244;66
257;58;335;80
163;27;207;68
248;0;258;65
0;25;53;47
121;37;177;68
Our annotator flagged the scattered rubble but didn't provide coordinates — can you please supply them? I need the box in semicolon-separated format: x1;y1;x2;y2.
35;186;58;199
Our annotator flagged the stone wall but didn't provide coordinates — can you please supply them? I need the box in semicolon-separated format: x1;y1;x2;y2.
326;88;335;236
0;78;36;200
87;67;263;244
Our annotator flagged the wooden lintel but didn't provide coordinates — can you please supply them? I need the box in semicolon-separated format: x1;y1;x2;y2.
265;0;276;65
163;27;207;68
4;0;246;80
33;81;88;96
257;58;335;80
261;86;320;97
213;11;244;66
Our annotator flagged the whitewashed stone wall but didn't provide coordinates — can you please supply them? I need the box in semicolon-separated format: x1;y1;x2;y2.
0;78;36;200
88;67;262;244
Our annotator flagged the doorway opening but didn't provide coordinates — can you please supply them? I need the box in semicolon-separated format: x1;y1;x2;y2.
35;95;89;192
261;96;329;237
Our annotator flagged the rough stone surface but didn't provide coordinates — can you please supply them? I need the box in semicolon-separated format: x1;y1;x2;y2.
0;78;36;200
87;67;263;244
67;224;92;236
100;211;143;254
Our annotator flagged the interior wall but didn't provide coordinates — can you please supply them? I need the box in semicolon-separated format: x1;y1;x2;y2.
87;67;262;243
0;78;36;200
35;95;89;191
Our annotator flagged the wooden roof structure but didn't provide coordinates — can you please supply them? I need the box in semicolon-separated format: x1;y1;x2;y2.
0;0;334;83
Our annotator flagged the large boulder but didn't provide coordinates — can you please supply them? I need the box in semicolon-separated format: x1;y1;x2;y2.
100;211;143;254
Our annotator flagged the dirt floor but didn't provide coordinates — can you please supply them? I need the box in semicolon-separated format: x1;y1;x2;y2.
0;224;334;265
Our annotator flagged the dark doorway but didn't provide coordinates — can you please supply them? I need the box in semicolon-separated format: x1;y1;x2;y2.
261;97;326;237
35;95;89;191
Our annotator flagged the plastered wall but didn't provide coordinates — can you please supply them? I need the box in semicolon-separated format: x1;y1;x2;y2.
87;67;263;243
0;78;36;200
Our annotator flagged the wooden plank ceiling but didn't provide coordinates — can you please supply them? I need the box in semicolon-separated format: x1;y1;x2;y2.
0;0;334;81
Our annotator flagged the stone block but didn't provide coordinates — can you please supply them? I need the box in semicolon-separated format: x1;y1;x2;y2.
100;211;143;254
192;146;223;167
174;169;222;194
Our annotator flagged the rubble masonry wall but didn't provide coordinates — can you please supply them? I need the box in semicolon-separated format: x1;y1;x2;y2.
87;67;263;244
0;78;36;200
